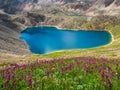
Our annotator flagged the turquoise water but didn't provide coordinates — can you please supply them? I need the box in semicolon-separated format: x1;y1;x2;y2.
20;26;112;54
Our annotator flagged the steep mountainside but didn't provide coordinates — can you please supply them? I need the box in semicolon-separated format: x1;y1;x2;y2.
0;13;30;55
86;0;120;15
0;0;119;15
0;0;79;13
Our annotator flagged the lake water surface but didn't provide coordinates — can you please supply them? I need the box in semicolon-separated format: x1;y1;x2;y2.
21;26;112;54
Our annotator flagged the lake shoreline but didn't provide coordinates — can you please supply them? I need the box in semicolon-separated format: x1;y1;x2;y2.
21;26;112;54
26;25;108;31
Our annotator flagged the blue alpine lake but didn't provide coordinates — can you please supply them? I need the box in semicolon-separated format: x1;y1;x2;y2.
20;26;112;54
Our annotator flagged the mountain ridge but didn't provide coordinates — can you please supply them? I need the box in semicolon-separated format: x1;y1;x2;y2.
0;0;119;15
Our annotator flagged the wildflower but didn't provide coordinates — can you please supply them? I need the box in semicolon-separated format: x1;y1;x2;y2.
107;78;112;88
5;80;9;86
21;64;26;69
45;72;50;76
11;66;16;71
101;70;107;78
5;75;10;81
51;67;56;71
18;77;22;81
61;67;68;72
85;68;89;73
30;65;33;70
28;75;32;87
76;61;80;66
11;72;14;79
43;59;47;63
61;61;65;65
12;80;16;87
68;63;74;70
36;60;40;65
110;72;114;78
6;69;10;74
108;66;111;72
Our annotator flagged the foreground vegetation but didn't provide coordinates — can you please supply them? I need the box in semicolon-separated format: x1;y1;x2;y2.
0;57;120;90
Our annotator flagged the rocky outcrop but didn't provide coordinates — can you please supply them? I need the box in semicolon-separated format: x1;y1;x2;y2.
115;0;120;6
63;1;93;13
14;12;46;26
82;15;120;30
0;0;76;13
85;0;120;16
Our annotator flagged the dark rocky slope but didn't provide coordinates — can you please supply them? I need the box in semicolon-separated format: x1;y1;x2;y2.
0;0;119;15
0;13;30;55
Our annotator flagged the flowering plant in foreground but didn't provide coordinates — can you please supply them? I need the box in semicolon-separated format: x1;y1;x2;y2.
0;57;120;90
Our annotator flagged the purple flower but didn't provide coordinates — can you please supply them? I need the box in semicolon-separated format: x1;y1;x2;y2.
11;72;14;79
108;66;111;72
18;76;22;81
85;68;89;73
101;70;107;78
12;80;16;87
110;72;115;78
68;63;74;70
5;80;9;86
20;64;26;69
4;75;10;86
11;66;16;71
107;78;112;87
11;64;19;70
36;60;40;65
19;78;22;81
5;75;10;81
45;72;50;76
6;69;10;74
43;59;47;63
30;65;33;70
76;61;80;66
61;67;68;72
28;75;32;87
